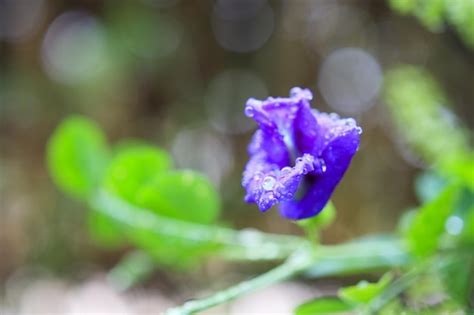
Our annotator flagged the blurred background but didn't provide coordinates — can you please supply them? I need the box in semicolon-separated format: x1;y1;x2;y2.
1;0;473;313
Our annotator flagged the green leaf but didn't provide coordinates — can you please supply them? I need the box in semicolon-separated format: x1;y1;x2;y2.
440;254;474;305
415;171;446;203
103;144;173;203
90;143;172;247
129;170;221;267
384;66;470;180
406;183;460;257
295;298;353;315
339;273;393;305
87;210;125;248
442;152;474;191
389;0;416;15
47;115;110;199
136;170;220;223
415;0;445;31
462;209;474;243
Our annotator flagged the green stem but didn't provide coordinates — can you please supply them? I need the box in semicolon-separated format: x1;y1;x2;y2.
107;250;156;291
165;244;316;315
93;191;413;314
364;256;454;314
91;191;304;262
165;240;411;315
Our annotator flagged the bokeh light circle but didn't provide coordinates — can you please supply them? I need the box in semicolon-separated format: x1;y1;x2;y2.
172;128;234;187
318;48;382;114
212;0;274;53
205;69;268;134
41;11;108;85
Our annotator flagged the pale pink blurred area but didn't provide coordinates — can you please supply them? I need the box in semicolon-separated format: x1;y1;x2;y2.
4;275;174;315
3;275;322;314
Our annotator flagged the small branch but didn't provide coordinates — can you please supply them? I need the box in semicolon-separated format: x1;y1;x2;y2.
91;191;304;262
165;239;411;315
363;256;454;314
93;191;414;314
165;244;316;315
107;250;156;291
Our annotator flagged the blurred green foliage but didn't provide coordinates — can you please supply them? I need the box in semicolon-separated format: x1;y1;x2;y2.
296;273;393;314
294;298;353;315
127;170;221;267
47;115;221;269
389;0;474;48
383;64;473;311
338;273;393;305
294;63;474;314
47;116;110;199
384;66;473;190
406;183;460;257
104;145;173;203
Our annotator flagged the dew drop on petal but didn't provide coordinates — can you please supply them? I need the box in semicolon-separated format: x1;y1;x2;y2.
262;176;276;191
344;118;356;126
244;105;255;117
280;166;292;175
321;161;327;173
329;113;340;120
315;158;327;173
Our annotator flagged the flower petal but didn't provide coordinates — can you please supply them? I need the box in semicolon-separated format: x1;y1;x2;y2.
279;126;360;220
242;87;362;220
244;87;314;139
242;146;318;211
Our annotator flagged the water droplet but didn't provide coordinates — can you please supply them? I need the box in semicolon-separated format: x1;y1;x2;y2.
329;113;340;120
295;157;303;164
321;162;327;173
280;167;292;175
244;106;254;117
315;158;327;173
356;126;363;134
262;176;276;191
265;191;275;202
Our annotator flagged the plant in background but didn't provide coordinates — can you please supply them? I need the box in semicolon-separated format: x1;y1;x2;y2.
47;77;473;314
389;0;474;49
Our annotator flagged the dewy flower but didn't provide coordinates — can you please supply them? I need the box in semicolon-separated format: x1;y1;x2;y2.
242;87;362;220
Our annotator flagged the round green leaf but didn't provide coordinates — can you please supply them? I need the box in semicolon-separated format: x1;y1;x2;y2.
90;144;172;246
136;170;220;223
129;170;221;268
47;115;110;199
103;144;173;203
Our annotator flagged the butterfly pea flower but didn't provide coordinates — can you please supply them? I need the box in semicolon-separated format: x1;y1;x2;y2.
242;87;361;220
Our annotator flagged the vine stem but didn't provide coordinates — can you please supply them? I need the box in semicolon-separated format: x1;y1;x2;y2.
91;191;304;261
92;191;411;313
165;239;410;315
165;244;317;315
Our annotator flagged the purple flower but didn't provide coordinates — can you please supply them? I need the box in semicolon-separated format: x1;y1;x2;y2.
242;87;361;220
